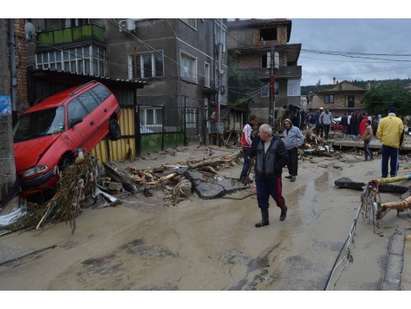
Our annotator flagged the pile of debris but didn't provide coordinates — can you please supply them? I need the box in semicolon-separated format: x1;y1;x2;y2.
334;174;411;232
125;152;245;205
0;154;102;235
0;150;248;235
302;129;336;158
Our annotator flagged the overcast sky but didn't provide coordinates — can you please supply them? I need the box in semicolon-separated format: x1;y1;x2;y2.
290;19;411;86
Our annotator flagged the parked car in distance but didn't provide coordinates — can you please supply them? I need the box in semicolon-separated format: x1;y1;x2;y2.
331;116;344;131
13;81;121;196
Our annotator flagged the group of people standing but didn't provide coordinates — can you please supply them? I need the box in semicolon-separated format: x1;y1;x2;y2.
238;105;406;229
358;106;404;178
240;115;304;228
306;107;333;140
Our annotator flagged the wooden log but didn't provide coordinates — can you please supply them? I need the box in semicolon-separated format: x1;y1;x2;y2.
103;162;139;193
188;153;241;169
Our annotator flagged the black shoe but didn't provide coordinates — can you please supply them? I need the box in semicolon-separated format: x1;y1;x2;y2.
255;208;269;227
255;221;269;228
280;207;287;221
285;175;292;179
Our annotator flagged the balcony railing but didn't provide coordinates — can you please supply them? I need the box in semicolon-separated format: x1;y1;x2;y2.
238;65;302;80
277;66;302;79
37;24;105;47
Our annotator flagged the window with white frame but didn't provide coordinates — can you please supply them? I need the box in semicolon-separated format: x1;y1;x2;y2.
35;45;105;76
204;62;211;88
134;51;164;79
180;51;197;83
185;108;197;128
140;107;163;127
181;19;197;30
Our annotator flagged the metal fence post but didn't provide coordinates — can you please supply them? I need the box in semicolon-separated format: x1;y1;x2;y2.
134;90;141;157
183;100;188;146
161;105;165;151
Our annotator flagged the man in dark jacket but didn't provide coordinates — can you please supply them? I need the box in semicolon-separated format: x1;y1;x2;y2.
250;124;288;227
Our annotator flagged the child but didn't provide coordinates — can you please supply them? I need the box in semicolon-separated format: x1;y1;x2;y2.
362;119;373;161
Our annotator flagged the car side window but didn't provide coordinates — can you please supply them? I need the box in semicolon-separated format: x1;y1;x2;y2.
77;90;99;113
91;84;111;103
68;98;88;123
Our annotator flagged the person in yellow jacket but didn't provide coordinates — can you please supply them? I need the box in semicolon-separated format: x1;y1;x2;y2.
376;106;404;178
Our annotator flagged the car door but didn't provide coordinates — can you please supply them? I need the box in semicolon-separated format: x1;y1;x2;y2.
91;84;118;135
77;89;107;150
65;97;92;151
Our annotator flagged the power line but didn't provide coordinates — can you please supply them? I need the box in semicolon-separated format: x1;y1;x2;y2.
109;19;214;82
227;30;411;63
302;48;411;57
300;55;411;65
302;49;411;63
110;19;269;104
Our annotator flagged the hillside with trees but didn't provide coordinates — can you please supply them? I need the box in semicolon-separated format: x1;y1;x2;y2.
301;78;411;95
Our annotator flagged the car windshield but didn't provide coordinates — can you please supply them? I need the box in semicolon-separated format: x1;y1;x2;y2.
14;106;65;142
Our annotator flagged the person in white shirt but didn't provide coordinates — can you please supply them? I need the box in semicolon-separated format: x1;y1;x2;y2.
239;115;257;183
320;109;333;140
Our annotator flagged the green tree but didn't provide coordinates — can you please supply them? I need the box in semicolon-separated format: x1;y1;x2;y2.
363;83;411;116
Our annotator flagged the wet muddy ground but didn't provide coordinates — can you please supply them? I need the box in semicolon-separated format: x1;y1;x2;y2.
1;146;411;290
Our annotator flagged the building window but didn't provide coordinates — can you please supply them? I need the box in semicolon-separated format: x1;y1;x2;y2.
347;95;355;108
260;81;279;97
324;95;334;104
140;107;162;127
35;45;105;77
185;108;197;128
180;51;197;83
181;19;197;30
260;28;277;41
260;84;269;97
261;52;273;69
204;62;211;88
134;51;164;79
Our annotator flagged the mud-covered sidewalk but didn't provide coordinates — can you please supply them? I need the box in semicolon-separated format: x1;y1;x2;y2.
1;145;411;290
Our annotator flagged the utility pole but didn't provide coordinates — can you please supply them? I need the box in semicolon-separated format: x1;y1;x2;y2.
268;48;279;129
268;47;275;127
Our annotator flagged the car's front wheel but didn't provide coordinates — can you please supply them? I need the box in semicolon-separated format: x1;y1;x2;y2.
108;118;121;141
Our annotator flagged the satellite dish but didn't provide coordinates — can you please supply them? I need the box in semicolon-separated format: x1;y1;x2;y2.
24;22;36;41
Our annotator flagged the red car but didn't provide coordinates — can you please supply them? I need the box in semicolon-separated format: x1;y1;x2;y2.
13;81;120;196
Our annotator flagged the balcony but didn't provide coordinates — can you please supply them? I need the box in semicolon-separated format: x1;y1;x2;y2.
37;24;105;47
238;65;301;81
277;65;301;79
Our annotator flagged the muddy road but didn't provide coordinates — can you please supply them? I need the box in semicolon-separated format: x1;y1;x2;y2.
0;148;410;290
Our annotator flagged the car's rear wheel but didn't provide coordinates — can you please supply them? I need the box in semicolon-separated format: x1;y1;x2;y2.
108;118;121;141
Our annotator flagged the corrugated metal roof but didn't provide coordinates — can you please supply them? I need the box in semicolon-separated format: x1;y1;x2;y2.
31;69;147;88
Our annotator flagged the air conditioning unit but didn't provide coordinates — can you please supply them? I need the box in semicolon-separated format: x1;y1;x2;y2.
24;22;36;41
119;19;136;32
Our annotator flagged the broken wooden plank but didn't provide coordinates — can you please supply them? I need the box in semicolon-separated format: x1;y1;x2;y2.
103;162;139;193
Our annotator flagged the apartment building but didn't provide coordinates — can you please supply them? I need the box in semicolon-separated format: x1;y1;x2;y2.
228;19;302;122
